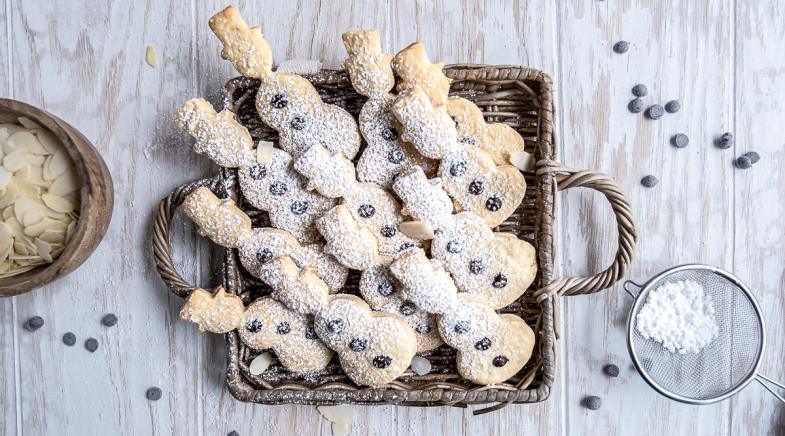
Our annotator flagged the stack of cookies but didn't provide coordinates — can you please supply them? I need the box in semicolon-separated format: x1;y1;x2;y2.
174;6;538;387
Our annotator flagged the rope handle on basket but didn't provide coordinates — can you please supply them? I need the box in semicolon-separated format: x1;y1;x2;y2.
152;177;223;298
534;159;637;300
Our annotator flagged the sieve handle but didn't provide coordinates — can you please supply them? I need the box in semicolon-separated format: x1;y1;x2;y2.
534;160;638;298
756;374;785;404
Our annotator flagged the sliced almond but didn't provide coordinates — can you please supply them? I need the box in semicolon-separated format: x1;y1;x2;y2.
19;164;48;187
317;405;357;426
48;170;79;195
0;224;12;262
42;155;55;181
1;140;15;155
509;150;536;171
1;207;13;220
9;131;48;155
39;229;66;244
331;423;350;436
34;129;62;155
398;220;435;240
17;117;42;130
14;197;39;223
42;207;67;221
13;240;29;256
146;46;158;67
256;141;274;165
3;150;27;172
48;150;70;177
0;168;11;190
248;352;273;375
0;189;16;209
42;193;74;213
0;127;8;141
25;154;46;166
5;217;24;239
22;209;45;227
34;239;52;263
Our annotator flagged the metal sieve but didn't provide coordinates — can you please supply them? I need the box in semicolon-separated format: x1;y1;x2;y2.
624;264;784;405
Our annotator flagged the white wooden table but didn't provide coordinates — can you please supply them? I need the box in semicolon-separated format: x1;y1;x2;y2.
1;1;783;435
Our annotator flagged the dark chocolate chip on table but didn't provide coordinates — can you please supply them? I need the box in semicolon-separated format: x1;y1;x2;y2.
101;313;118;327
641;175;659;188
664;100;681;113
735;155;752;169
646;104;664;120
24;316;44;331
671;133;689;148
603;363;620;377
743;151;760;164
583;395;602;410
631;84;648;97
628;98;644;113
613;40;630;54
146;387;163;401
62;332;76;346
717;132;733;149
228;432;240;436
85;338;99;352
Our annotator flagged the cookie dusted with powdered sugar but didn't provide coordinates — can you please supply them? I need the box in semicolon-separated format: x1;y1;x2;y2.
391;86;526;227
176;98;335;244
182;187;348;292
294;143;419;257
238;298;333;373
392;42;527;165
260;256;417;386
341;29;435;188
209;6;360;159
315;205;443;352
179;286;245;334
393;167;536;308
390;248;535;385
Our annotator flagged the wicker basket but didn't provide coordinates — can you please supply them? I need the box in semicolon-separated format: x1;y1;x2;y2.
152;65;636;412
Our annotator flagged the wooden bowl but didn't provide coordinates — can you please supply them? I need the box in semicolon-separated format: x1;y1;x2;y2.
0;98;113;297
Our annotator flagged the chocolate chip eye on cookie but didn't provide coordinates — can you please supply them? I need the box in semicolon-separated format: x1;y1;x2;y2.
170;5;539;389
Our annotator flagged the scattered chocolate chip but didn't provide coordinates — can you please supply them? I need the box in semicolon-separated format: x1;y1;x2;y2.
290;115;306;130
276;321;291;335
583;395;602;410
641;175;659;188
474;337;492;351
631;84;648;97
415;322;432;334
246;319;263;333
717;132;734;149
377;280;395;296
358;204;375;218
373;355;392;369
485;196;502;212
381;126;398;141
269;181;288;196
446;240;463;254
744;151;760;164
270;93;288;108
327;319;344;334
304;326;318;340
380;225;396;238
664;100;681;113
24;316;44;331
349;338;367;352
399;301;416;316
289;200;309;215
671;133;689;148
101;313;118;327
449;161;467;177
398;242;414;251
256;248;273;264
248;165;267;180
628;98;644;113
468;179;484;195
469;259;486;274
387;149;404;164
603;363;620;377
646;104;664;120
454;321;471;334
735;155;752;169
492;273;508;288
85;338;99;353
228;431;240;436
613;40;630;54
146;387;163;401
493;355;509;367
62;332;76;346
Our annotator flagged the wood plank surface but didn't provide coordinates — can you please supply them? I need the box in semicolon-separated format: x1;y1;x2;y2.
0;1;783;435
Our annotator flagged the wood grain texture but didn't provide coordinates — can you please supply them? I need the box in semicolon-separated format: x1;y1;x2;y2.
730;1;785;435
1;0;784;435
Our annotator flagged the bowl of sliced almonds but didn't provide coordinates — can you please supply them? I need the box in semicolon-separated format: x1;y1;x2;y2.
0;98;113;297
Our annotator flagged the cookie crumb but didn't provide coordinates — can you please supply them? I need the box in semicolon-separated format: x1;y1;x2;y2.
84;338;99;352
62;332;76;346
146;386;163;401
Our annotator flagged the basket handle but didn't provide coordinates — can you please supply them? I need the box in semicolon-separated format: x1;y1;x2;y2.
152;177;222;298
533;159;637;299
